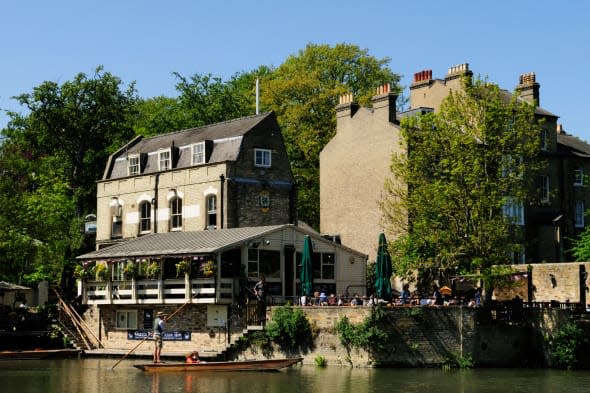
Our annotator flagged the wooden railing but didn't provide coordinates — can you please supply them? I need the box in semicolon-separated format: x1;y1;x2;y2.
81;277;234;305
53;289;103;349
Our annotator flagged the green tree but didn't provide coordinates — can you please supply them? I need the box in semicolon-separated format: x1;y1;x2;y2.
261;43;401;228
570;226;590;261
0;67;137;284
381;77;543;289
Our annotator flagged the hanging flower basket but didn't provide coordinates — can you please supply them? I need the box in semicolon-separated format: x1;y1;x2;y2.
123;262;137;280
146;261;161;279
176;260;189;277
95;264;107;281
204;260;216;277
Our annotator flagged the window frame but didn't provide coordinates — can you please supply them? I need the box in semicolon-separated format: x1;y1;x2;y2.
254;148;272;168
502;197;525;226
206;195;217;230
191;142;206;165
540;129;548;151
115;310;138;330
158;149;171;171
170;197;182;231
139;201;152;233
128;154;140;176
111;202;123;238
575;200;585;228
574;167;584;187
541;175;550;203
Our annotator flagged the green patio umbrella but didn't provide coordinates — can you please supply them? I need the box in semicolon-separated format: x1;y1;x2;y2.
375;232;393;301
300;235;313;297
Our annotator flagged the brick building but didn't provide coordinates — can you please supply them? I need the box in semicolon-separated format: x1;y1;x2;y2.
321;63;590;264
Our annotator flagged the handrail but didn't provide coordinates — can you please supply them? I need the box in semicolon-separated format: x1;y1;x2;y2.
53;288;103;349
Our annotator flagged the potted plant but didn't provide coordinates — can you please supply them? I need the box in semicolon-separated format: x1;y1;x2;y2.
204;260;216;277
176;260;189;277
123;262;137;280
146;261;161;279
74;264;94;281
95;263;107;281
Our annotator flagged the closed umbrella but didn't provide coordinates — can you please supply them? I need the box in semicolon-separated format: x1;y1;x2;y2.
300;235;313;297
375;233;393;301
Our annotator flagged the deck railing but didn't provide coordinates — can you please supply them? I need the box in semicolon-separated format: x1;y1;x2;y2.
81;277;234;305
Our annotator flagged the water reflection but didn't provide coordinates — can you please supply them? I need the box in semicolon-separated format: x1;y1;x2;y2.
1;359;590;393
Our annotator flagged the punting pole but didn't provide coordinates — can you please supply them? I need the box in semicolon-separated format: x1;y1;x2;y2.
109;301;191;370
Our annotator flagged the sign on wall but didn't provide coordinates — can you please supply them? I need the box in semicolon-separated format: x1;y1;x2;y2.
127;330;191;341
207;304;228;327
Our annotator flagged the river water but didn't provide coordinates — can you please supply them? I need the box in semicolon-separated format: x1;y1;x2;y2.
2;358;590;393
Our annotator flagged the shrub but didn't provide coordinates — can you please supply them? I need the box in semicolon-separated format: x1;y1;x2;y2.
550;322;583;370
265;305;312;352
314;355;327;367
335;305;390;353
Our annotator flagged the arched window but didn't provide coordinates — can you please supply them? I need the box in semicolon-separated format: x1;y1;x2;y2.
206;195;217;229
139;201;152;233
111;199;122;238
170;197;182;231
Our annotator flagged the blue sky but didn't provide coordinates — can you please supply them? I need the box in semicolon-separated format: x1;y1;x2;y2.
1;1;589;141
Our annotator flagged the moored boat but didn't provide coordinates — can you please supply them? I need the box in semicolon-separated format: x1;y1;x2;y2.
0;348;82;360
134;357;303;372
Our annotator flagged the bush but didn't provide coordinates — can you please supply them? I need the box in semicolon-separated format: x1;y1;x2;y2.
265;305;312;352
335;305;390;353
550;322;583;370
314;355;326;367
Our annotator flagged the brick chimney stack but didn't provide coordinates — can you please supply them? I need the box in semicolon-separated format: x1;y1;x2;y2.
445;63;472;82
371;83;398;124
336;92;359;120
516;72;540;106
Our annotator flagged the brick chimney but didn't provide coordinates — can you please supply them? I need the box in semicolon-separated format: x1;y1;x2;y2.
411;69;433;86
444;63;472;82
336;92;359;120
371;83;398;124
516;72;540;106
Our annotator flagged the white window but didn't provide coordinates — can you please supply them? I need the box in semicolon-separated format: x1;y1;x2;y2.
128;154;140;176
206;195;217;229
192;142;205;165
574;167;584;186
502;198;524;225
170;197;182;231
140;201;151;233
111;200;123;238
159;149;171;171
541;175;550;203
254;148;272;168
116;310;138;329
575;201;585;228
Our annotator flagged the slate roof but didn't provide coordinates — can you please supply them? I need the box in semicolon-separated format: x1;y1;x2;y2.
105;112;274;180
0;281;31;290
78;224;368;261
78;225;287;260
557;132;590;158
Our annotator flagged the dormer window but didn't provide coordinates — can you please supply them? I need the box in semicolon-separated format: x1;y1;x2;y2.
128;154;140;176
192;142;206;165
254;148;271;168
159;149;171;171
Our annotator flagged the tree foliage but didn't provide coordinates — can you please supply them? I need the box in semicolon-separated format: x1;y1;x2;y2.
261;43;401;228
381;77;543;288
0;67;137;284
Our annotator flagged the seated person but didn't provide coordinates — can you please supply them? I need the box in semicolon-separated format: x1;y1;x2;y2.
313;291;320;305
300;295;308;306
319;292;328;306
400;284;411;305
186;351;200;363
327;293;337;306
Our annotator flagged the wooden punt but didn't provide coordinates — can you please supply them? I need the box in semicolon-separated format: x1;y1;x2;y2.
0;348;82;360
134;357;303;372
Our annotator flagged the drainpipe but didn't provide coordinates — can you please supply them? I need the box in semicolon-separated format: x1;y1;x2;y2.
220;174;225;229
